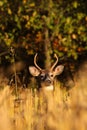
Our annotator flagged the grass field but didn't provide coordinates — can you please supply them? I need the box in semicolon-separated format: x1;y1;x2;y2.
0;64;87;130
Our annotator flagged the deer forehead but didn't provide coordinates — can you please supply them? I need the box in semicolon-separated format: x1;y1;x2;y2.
40;70;53;75
39;70;55;80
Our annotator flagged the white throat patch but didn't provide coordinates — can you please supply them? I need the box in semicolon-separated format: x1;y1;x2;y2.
44;85;54;91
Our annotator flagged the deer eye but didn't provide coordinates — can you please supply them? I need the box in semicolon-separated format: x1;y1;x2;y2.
50;74;53;77
40;74;45;79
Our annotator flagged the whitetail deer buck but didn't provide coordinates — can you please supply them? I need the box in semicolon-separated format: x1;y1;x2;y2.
29;53;64;91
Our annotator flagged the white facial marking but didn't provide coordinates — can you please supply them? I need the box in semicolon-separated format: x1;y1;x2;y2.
44;85;54;91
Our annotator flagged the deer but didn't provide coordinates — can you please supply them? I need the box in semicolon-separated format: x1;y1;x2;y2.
29;53;64;92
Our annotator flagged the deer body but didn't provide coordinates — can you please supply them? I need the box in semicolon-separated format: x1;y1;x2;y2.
29;54;64;91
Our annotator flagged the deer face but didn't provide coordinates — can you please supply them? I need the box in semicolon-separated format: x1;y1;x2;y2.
29;54;64;91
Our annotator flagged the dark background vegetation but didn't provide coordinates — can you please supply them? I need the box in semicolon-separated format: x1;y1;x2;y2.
0;0;87;88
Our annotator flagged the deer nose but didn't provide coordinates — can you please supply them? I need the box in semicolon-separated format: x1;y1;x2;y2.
46;79;52;84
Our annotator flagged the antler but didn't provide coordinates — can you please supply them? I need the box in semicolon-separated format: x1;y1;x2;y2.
50;54;58;71
34;53;42;71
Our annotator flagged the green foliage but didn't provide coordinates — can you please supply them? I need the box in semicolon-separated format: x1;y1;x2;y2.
0;0;87;63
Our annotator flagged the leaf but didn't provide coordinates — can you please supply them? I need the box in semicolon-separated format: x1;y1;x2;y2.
14;15;19;22
72;1;78;8
29;3;35;7
77;13;85;20
66;17;72;24
0;1;3;6
8;8;12;15
33;11;37;17
73;52;78;60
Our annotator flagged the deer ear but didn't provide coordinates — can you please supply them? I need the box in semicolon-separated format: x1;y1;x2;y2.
29;66;40;76
54;65;64;76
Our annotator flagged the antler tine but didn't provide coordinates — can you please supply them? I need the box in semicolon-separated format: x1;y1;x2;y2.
34;53;42;71
51;54;58;71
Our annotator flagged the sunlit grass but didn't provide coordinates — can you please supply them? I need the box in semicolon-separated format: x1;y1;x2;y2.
0;68;87;130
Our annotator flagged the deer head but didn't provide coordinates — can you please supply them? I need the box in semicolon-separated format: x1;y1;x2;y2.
29;53;64;91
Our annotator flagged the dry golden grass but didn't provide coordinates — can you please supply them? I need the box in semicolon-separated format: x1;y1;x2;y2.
0;63;87;130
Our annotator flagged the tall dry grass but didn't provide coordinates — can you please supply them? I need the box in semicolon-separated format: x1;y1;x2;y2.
0;62;87;130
